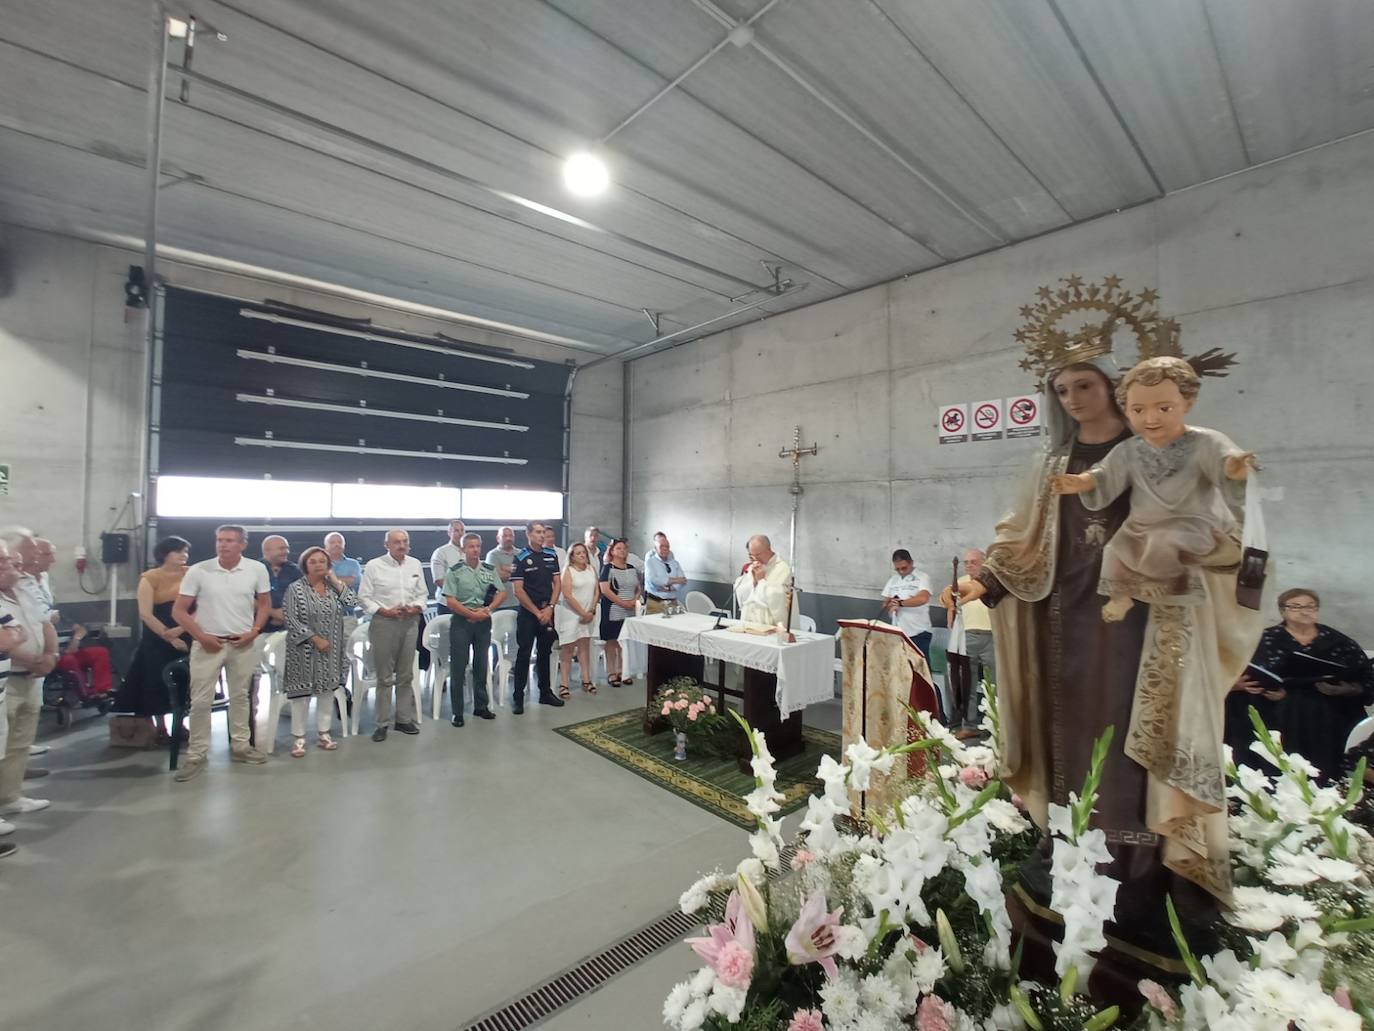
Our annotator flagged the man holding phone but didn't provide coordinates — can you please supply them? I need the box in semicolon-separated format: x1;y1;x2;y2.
172;524;272;782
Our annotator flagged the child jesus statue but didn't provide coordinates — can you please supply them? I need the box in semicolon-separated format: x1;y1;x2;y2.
1051;356;1257;622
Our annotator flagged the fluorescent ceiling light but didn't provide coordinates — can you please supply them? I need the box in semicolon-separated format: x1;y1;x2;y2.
236;349;530;399
156;475;331;518
461;489;563;521
167;16;189;38
235;393;528;432
235;437;527;465
237;310;535;369
331;484;461;520
562;152;610;197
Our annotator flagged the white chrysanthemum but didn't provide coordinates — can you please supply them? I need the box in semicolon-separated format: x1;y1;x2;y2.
859;972;903;1018
690;965;717;995
663;982;692;1027
678;869;730;915
1199;949;1246;993
707;983;747;1023
679;996;708;1031
832;922;870;960
820;972;862;1027
912;945;947;992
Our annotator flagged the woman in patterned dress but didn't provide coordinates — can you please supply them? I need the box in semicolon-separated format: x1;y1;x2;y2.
282;547;358;757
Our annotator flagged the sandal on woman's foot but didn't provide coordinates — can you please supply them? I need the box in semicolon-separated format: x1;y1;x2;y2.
583;681;597;695
621;676;636;685
291;738;306;758
607;675;622;687
559;685;571;699
318;733;338;751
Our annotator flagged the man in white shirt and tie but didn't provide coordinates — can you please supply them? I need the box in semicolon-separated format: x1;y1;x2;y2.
171;524;272;781
359;529;428;741
429;519;466;599
733;535;798;629
881;549;933;655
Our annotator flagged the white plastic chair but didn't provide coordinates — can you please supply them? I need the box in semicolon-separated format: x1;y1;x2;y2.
684;591;715;615
799;615;817;634
424;614;454;720
1347;716;1374;754
489;609;517;706
348;620;423;734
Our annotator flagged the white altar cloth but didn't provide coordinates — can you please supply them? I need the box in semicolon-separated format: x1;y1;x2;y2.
620;612;835;716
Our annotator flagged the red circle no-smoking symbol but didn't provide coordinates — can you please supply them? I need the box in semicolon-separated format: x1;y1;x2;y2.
942;408;965;433
1009;398;1038;426
974;403;999;430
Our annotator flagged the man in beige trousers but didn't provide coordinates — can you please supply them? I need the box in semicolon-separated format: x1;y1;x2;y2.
172;524;271;782
358;529;428;742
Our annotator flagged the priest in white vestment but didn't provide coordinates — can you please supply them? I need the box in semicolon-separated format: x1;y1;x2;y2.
733;535;799;629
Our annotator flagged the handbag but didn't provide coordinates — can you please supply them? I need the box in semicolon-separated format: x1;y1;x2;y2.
109;714;159;748
1235;471;1268;610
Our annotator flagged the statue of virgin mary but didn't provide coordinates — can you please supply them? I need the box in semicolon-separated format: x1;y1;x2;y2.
954;278;1264;949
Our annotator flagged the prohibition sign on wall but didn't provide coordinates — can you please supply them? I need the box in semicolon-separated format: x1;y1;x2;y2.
1006;394;1042;438
971;399;1004;441
938;403;969;444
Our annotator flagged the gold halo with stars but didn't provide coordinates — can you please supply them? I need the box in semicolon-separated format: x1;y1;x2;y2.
1013;274;1183;387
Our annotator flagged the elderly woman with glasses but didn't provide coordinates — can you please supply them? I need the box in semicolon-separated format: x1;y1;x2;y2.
1226;587;1374;781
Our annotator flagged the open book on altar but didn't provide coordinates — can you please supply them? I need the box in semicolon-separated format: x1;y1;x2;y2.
836;619;940;814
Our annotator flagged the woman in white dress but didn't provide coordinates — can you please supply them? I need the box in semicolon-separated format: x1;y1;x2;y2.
555;542;599;697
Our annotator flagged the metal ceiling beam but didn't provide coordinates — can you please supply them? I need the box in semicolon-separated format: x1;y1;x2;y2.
1199;0;1253;168
688;0;1006;245
1043;0;1165;197
188;1;805;292
543;0;943;258
577;281;807;369
599;0;788;144
860;0;1072;224
1;120;657;325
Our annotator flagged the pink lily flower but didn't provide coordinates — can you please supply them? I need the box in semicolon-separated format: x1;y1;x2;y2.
785;889;844;978
687;891;756;990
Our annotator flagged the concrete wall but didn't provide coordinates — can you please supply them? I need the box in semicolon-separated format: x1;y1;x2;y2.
0;223;621;612
626;131;1374;639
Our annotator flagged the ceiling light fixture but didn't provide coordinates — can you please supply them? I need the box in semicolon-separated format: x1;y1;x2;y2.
562;152;610;197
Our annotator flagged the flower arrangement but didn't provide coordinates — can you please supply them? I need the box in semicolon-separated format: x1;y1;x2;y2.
665;697;1373;1031
1135;708;1372;1030
656;677;729;747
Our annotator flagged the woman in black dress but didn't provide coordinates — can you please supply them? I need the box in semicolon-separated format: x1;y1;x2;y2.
114;537;192;739
1228;587;1374;781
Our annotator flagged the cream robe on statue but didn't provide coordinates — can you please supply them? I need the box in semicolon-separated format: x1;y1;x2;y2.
733;554;798;629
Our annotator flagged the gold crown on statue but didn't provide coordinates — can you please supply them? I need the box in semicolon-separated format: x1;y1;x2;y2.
1014;275;1238;387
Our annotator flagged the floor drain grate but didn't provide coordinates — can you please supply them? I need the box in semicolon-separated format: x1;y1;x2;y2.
464;842;799;1030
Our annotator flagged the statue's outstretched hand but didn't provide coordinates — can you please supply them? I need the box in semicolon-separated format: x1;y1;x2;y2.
1224;452;1259;480
1050;472;1093;495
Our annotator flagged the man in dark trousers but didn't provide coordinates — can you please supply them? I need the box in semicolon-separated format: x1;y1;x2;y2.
509;522;564;713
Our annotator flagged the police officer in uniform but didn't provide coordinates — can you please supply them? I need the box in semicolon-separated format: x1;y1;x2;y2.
509;522;565;712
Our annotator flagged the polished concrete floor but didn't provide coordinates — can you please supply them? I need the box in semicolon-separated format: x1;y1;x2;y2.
1;680;840;1031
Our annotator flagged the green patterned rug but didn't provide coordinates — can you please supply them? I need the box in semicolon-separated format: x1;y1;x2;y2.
553;708;840;829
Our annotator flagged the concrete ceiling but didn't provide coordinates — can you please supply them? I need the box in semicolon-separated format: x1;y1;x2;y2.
2;0;1372;357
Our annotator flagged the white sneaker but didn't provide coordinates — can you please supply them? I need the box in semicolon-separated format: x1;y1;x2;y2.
0;818;15;836
0;797;50;815
29;744;49;756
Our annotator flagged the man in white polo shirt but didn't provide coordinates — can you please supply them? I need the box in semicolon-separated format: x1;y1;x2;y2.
172;524;271;782
0;533;57;828
359;528;428;741
881;548;933;656
429;518;466;600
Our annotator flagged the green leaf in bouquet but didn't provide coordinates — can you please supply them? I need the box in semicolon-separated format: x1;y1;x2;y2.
1008;983;1045;1031
1165;894;1206;987
1082;1004;1120;1030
